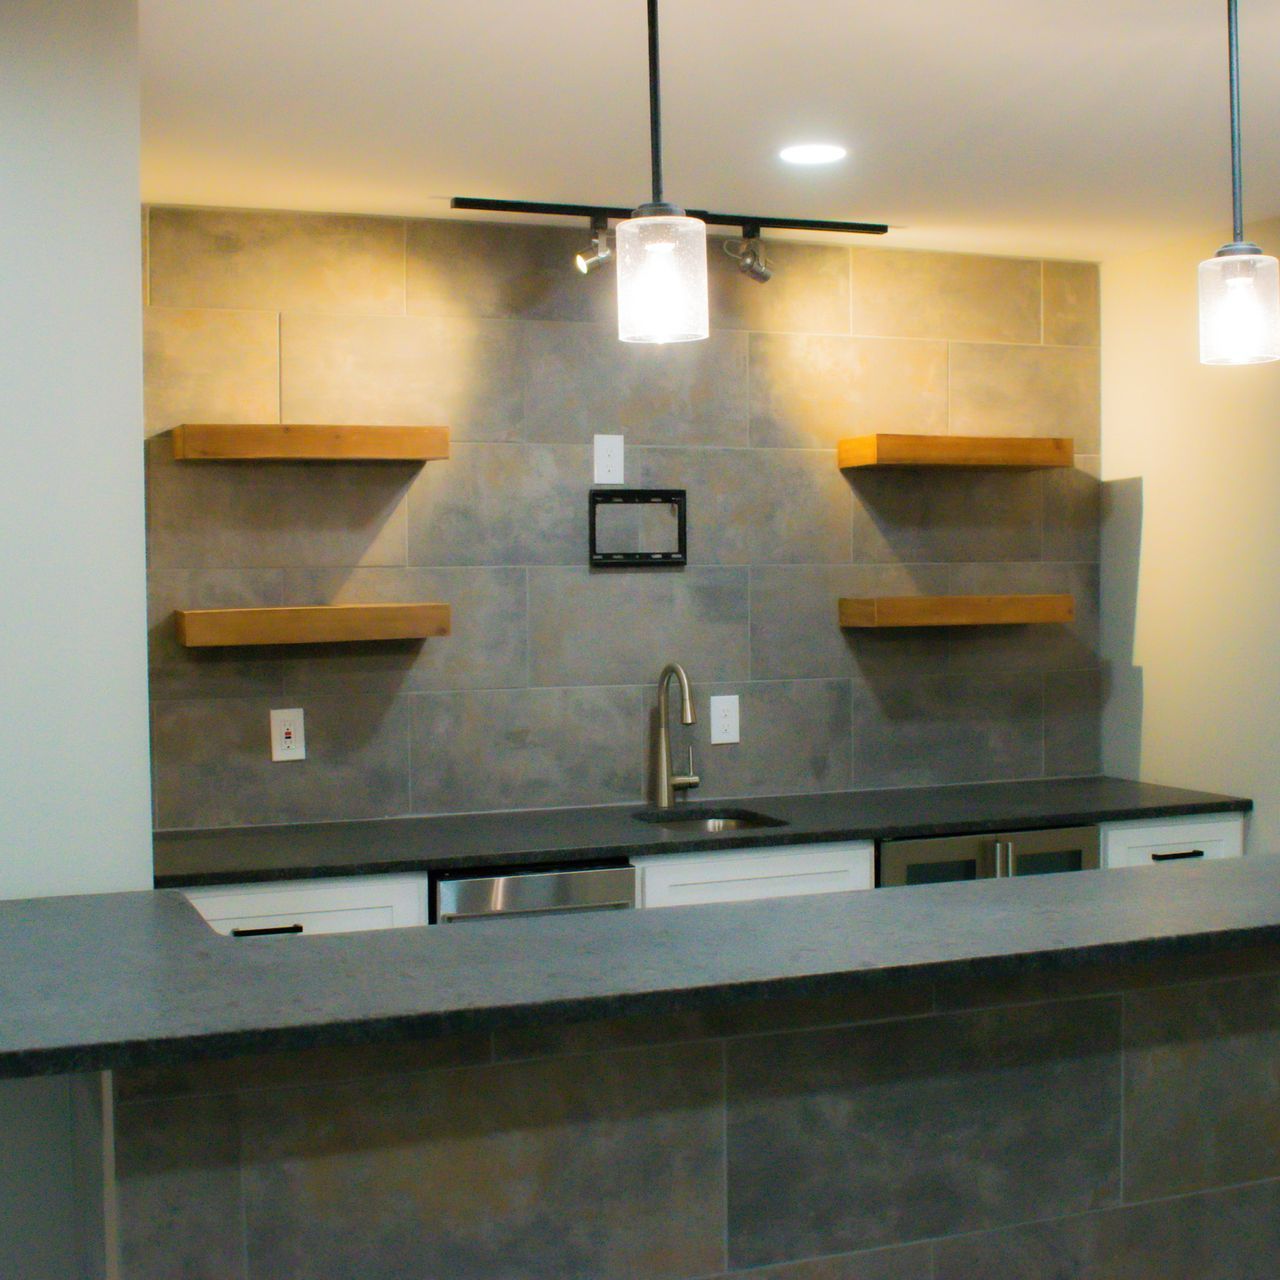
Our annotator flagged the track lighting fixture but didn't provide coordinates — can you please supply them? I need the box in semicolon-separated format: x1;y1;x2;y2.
725;228;772;284
575;216;612;274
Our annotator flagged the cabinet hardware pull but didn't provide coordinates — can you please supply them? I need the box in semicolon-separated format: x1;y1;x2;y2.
1150;849;1206;862
231;923;304;937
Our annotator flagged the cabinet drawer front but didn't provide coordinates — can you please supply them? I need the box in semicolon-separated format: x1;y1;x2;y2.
1101;815;1244;870
184;875;427;933
631;842;874;909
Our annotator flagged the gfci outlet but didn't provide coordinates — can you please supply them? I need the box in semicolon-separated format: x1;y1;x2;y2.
593;433;624;484
270;708;306;762
708;695;740;745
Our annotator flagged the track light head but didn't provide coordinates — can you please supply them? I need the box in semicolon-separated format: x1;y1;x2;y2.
725;234;772;284
575;216;613;274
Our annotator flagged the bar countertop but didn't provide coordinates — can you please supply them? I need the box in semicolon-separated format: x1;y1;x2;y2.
3;844;1280;1083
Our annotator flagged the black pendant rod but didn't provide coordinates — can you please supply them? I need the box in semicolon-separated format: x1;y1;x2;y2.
1227;0;1245;243
647;0;664;205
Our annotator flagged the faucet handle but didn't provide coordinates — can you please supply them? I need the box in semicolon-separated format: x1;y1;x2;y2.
674;746;700;792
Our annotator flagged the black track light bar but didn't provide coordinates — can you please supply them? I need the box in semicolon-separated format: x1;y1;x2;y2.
450;196;888;238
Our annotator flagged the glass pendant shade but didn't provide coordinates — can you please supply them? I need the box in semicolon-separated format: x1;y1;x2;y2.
1198;250;1280;365
616;214;708;343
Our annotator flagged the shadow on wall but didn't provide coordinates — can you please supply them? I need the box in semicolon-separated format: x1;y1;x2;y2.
1101;475;1144;779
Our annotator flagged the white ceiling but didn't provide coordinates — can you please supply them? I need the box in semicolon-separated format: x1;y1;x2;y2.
140;0;1280;261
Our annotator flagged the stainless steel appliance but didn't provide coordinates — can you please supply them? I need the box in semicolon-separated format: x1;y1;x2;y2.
879;825;1100;887
435;866;635;923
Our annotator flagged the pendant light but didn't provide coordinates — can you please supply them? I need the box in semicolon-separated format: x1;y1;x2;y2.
1198;0;1280;365
615;0;709;344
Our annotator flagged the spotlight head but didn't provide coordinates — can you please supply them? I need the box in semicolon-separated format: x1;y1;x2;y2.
575;239;613;274
734;239;772;283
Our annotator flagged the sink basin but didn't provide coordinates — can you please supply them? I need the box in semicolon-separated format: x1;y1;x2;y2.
631;806;788;833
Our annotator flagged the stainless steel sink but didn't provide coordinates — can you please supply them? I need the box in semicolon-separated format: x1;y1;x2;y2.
631;806;788;833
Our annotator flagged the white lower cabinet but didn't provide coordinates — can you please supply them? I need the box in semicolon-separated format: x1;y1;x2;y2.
1100;813;1244;870
183;874;429;936
630;841;875;909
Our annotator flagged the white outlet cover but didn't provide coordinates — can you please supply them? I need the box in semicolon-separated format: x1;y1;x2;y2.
709;695;740;745
593;434;624;484
270;707;306;762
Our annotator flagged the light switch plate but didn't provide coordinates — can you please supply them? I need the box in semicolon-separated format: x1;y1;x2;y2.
593;434;624;484
709;695;740;744
270;708;306;762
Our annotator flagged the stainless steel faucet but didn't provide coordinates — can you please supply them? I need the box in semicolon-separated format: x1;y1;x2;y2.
654;662;699;808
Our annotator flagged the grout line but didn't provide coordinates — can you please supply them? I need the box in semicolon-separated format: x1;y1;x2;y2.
275;312;283;426
1039;259;1046;344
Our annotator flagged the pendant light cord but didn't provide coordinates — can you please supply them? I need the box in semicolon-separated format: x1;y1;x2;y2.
647;0;663;204
1228;0;1244;243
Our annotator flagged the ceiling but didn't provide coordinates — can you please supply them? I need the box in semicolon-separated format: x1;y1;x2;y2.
140;0;1280;261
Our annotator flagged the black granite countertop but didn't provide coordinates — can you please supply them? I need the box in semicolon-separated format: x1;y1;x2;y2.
153;776;1252;887
3;853;1280;1081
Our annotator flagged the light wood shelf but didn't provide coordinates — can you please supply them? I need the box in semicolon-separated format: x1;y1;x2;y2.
175;603;451;648
838;594;1075;629
837;434;1073;470
171;424;449;462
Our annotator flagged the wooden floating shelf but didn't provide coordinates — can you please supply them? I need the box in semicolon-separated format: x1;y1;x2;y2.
172;424;449;462
837;434;1073;470
175;603;451;648
838;594;1075;629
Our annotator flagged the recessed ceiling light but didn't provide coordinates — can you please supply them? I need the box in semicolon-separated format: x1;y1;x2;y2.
779;143;847;166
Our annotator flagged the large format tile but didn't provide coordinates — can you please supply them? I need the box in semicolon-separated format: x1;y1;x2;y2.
934;1179;1280;1279
717;1244;933;1280
144;307;279;437
278;567;529;693
239;1041;725;1280
152;693;412;828
409;685;646;812
667;679;854;801
944;562;1099;674
405;442;589;566
146;437;411;571
147;567;286;701
1124;971;1280;1200
1042;462;1101;561
850;670;1043;787
1044;668;1103;776
522;323;749;447
116;1094;245;1280
749;333;948;449
949;343;1101;451
710;238;851;334
850;247;1041;343
149;207;405;313
281;312;524;440
750;564;951;681
847;468;1043;564
528;567;748;687
1043;260;1101;347
406;218;616;323
726;998;1121;1266
633;447;853;565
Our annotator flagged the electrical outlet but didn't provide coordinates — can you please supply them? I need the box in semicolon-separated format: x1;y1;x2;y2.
593;433;624;484
270;708;306;762
709;695;740;744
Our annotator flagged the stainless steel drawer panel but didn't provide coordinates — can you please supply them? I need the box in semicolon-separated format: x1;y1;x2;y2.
436;866;635;921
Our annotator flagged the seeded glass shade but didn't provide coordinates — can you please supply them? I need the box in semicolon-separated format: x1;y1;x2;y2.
616;214;709;343
1199;250;1280;365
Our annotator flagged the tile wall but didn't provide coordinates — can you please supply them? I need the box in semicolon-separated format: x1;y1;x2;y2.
143;208;1102;829
115;940;1280;1278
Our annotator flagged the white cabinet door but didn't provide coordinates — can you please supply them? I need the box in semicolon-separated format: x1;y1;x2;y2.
1100;814;1244;870
183;874;429;936
631;842;874;909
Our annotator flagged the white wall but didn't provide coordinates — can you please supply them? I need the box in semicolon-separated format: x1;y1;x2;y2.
0;0;152;898
1101;215;1280;856
1;1;148;1274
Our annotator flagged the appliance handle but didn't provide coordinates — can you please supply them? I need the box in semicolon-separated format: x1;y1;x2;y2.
440;899;633;923
1151;849;1206;862
231;923;304;937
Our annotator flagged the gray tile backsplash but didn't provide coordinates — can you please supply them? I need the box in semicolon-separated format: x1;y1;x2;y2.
144;208;1101;828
